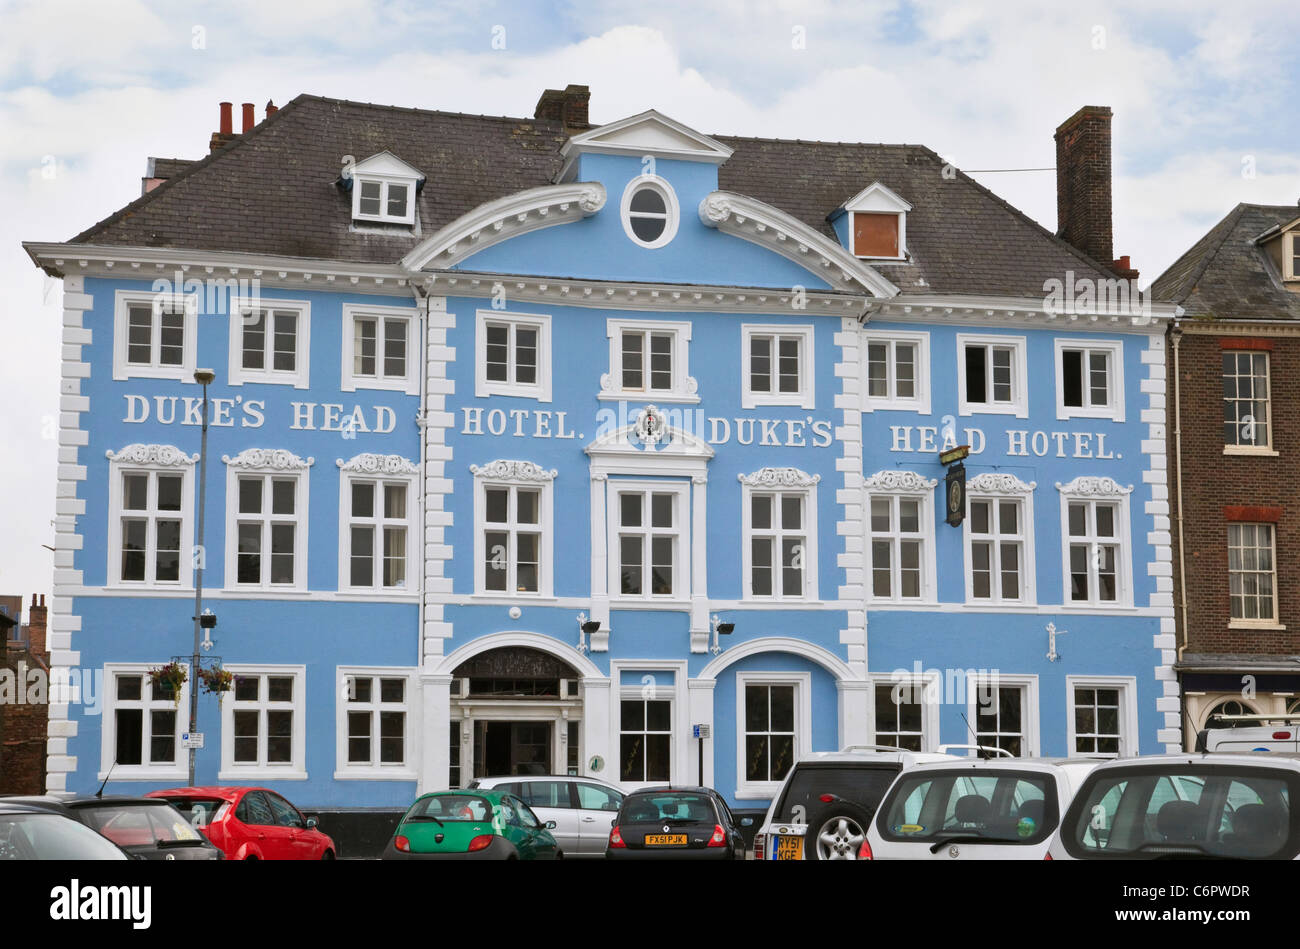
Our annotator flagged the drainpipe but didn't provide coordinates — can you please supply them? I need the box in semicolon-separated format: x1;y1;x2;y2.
411;282;430;673
1171;322;1189;745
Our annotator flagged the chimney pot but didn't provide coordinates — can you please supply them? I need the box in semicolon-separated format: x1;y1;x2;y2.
266;99;278;118
242;102;255;133
1055;105;1114;267
219;101;233;135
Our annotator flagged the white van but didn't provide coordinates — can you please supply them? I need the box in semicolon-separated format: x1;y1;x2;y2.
1194;714;1300;753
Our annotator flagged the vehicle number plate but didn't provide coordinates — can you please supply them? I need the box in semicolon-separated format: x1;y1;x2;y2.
644;834;687;846
775;836;804;860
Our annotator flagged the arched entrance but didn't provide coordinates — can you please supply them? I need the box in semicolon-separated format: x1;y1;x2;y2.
446;644;586;781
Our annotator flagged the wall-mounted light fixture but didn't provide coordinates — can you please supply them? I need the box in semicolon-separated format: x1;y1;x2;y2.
710;614;735;656
576;612;601;654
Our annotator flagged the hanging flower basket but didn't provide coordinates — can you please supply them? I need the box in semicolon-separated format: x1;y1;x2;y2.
198;666;234;703
148;662;188;707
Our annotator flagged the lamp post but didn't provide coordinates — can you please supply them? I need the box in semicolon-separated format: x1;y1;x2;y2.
188;368;216;786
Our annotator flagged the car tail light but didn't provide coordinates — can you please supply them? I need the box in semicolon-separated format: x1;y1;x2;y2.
608;826;626;848
394;835;410;853
857;838;873;860
1044;851;1052;860
707;824;727;847
754;833;766;859
468;835;494;852
819;794;835;804
1274;732;1291;740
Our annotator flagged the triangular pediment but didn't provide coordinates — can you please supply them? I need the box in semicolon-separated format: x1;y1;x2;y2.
562;110;734;167
843;181;912;214
584;405;714;464
348;150;425;182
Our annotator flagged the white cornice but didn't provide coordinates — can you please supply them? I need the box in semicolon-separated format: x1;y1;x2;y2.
967;472;1036;496
222;448;315;470
699;191;898;298
871;293;1179;329
105;443;199;467
400;183;606;273
556;110;734;182
738;466;821;488
336;453;419;475
864;470;938;492
469;460;558;482
1055;475;1134;497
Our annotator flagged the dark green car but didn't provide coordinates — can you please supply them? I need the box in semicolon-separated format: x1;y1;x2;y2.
382;789;562;860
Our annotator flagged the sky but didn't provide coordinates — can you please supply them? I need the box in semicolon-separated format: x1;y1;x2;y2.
1;0;1298;602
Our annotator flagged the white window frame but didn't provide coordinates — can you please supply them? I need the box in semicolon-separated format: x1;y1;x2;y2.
219;665;308;781
861;329;931;414
106;448;195;590
620;174;680;249
865;471;938;604
475;309;552;402
335;667;418;780
616;692;676;789
739;470;819;601
112;289;198;382
1228;521;1282;629
227;296;311;389
98;663;190;781
340;303;420;394
963;475;1037;606
1222;349;1275;455
1065;675;1138;758
869;673;940;752
735;672;812;799
471;462;556;598
1286;232;1300;280
600;318;697;403
966;672;1039;757
223;454;311;592
352;174;416;225
956;333;1028;418
1054;338;1125;422
1057;478;1133;608
337;463;419;595
607;479;691;606
740;324;815;409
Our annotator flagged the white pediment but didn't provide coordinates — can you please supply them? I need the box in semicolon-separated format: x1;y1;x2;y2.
584;404;714;478
347;150;425;182
844;181;912;214
559;110;733;180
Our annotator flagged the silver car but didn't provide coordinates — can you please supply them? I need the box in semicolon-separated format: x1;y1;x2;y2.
467;775;625;857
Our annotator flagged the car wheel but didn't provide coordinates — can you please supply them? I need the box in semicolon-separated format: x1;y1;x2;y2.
321;850;335;860
555;849;564;860
804;801;872;861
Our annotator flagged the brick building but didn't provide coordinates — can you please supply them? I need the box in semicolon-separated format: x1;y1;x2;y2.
1154;204;1300;744
0;594;50;794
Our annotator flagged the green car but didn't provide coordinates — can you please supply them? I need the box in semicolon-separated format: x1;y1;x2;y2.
382;789;562;860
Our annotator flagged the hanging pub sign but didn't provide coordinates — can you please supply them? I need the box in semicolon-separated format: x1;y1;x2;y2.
944;461;966;527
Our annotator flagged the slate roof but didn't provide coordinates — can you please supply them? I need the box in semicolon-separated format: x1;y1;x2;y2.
70;93;1121;297
1152;203;1300;321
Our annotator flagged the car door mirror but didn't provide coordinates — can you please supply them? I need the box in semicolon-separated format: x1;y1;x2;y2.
305;817;318;830
544;820;557;830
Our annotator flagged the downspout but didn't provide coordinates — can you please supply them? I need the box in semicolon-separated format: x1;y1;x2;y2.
1171;322;1189;745
412;281;430;675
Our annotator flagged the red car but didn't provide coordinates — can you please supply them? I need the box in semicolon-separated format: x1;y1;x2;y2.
146;786;337;860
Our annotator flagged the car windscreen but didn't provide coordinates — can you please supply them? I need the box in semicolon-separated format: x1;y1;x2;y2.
1063;765;1299;859
877;770;1057;845
0;813;128;860
620;793;716;824
76;802;207;847
774;764;901;822
406;794;495;822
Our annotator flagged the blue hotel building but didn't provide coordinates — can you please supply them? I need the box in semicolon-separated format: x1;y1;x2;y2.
24;90;1181;819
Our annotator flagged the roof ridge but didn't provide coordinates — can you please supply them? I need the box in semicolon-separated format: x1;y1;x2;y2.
294;92;545;126
70;94;310;245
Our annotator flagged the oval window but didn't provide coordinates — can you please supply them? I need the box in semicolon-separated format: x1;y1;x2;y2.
621;177;678;248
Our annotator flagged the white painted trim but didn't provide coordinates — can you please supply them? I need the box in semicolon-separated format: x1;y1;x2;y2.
843;181;913;214
471;461;556;597
965;671;1040;757
699;636;853;682
864;471;939;604
955;332;1029;418
866;672;941;752
601;317;697;403
226;296;311;389
606;479;692;607
1065;675;1140;758
336;458;420;594
735;671;812;799
340;302;421;394
1053;337;1126;422
557;109;734;180
105;445;197;590
401;183;606;272
739;472;820;601
433;630;605;680
698;191;899;297
351;171;417;226
860;328;931;414
740;323;815;409
619;174;680;250
962;473;1037;606
222;452;313;592
474;309;552;402
850;209;907;261
334;666;420;779
98;662;192;781
1056;476;1135;608
608;658;690;789
218;664;308;779
111;289;198;382
1221;348;1272;450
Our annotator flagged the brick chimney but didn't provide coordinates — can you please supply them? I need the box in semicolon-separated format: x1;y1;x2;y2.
27;594;46;659
1055;105;1121;263
534;84;591;132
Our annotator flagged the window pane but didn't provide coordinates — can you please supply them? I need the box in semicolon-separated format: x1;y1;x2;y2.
771;686;795;731
270;524;295;583
1068;503;1087;537
751;538;773;596
155;519;181;582
121;519;147;581
359;180;382;215
268;676;293;702
347;710;370;763
233;710;259;762
514;327;537;385
379;711;404;763
384;483;407;520
621;700;644;732
386;183;408;218
630;215;666;242
992;348;1012;402
1089;352;1109;405
651;537;673;595
272;311;296;372
516;533;539;592
866;342;888;398
895;343;916;399
271;479;295;516
899;500;919;533
351;482;374;518
236;523;261;583
630;188;666;214
116;675;142;702
485;324;509;382
383;526;407;588
870;498;891;532
516;489;539;525
751;336;772;393
267;711;293;763
781;537;803;596
159;310;185;366
150;710;176;763
355;318;377;376
651;493;673;528
1095;504;1115;538
647;700;671;731
485;487;508;524
620;493;642;528
238;478;262;515
123;474;149;511
781;495;801;530
752;495;772;531
380;678;404;703
127;306;153;364
999;501;1017;534
242;311;266;370
649;334;672;390
621;332;643;389
965;346;986;403
1062;349;1083;407
350;526;374;586
620;537;642;595
115;708;143;765
970;499;990;534
154;474;182;512
777;337;800;393
484;531;508;591
384;319;406;377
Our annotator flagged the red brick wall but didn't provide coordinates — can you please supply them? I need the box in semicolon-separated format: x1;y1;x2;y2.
0;594;48;795
1170;332;1300;654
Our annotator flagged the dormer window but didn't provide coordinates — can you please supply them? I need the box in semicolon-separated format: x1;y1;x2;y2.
344;151;424;226
1288;232;1300;280
841;182;911;261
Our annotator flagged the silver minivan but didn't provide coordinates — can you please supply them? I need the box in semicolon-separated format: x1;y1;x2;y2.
468;775;625;857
